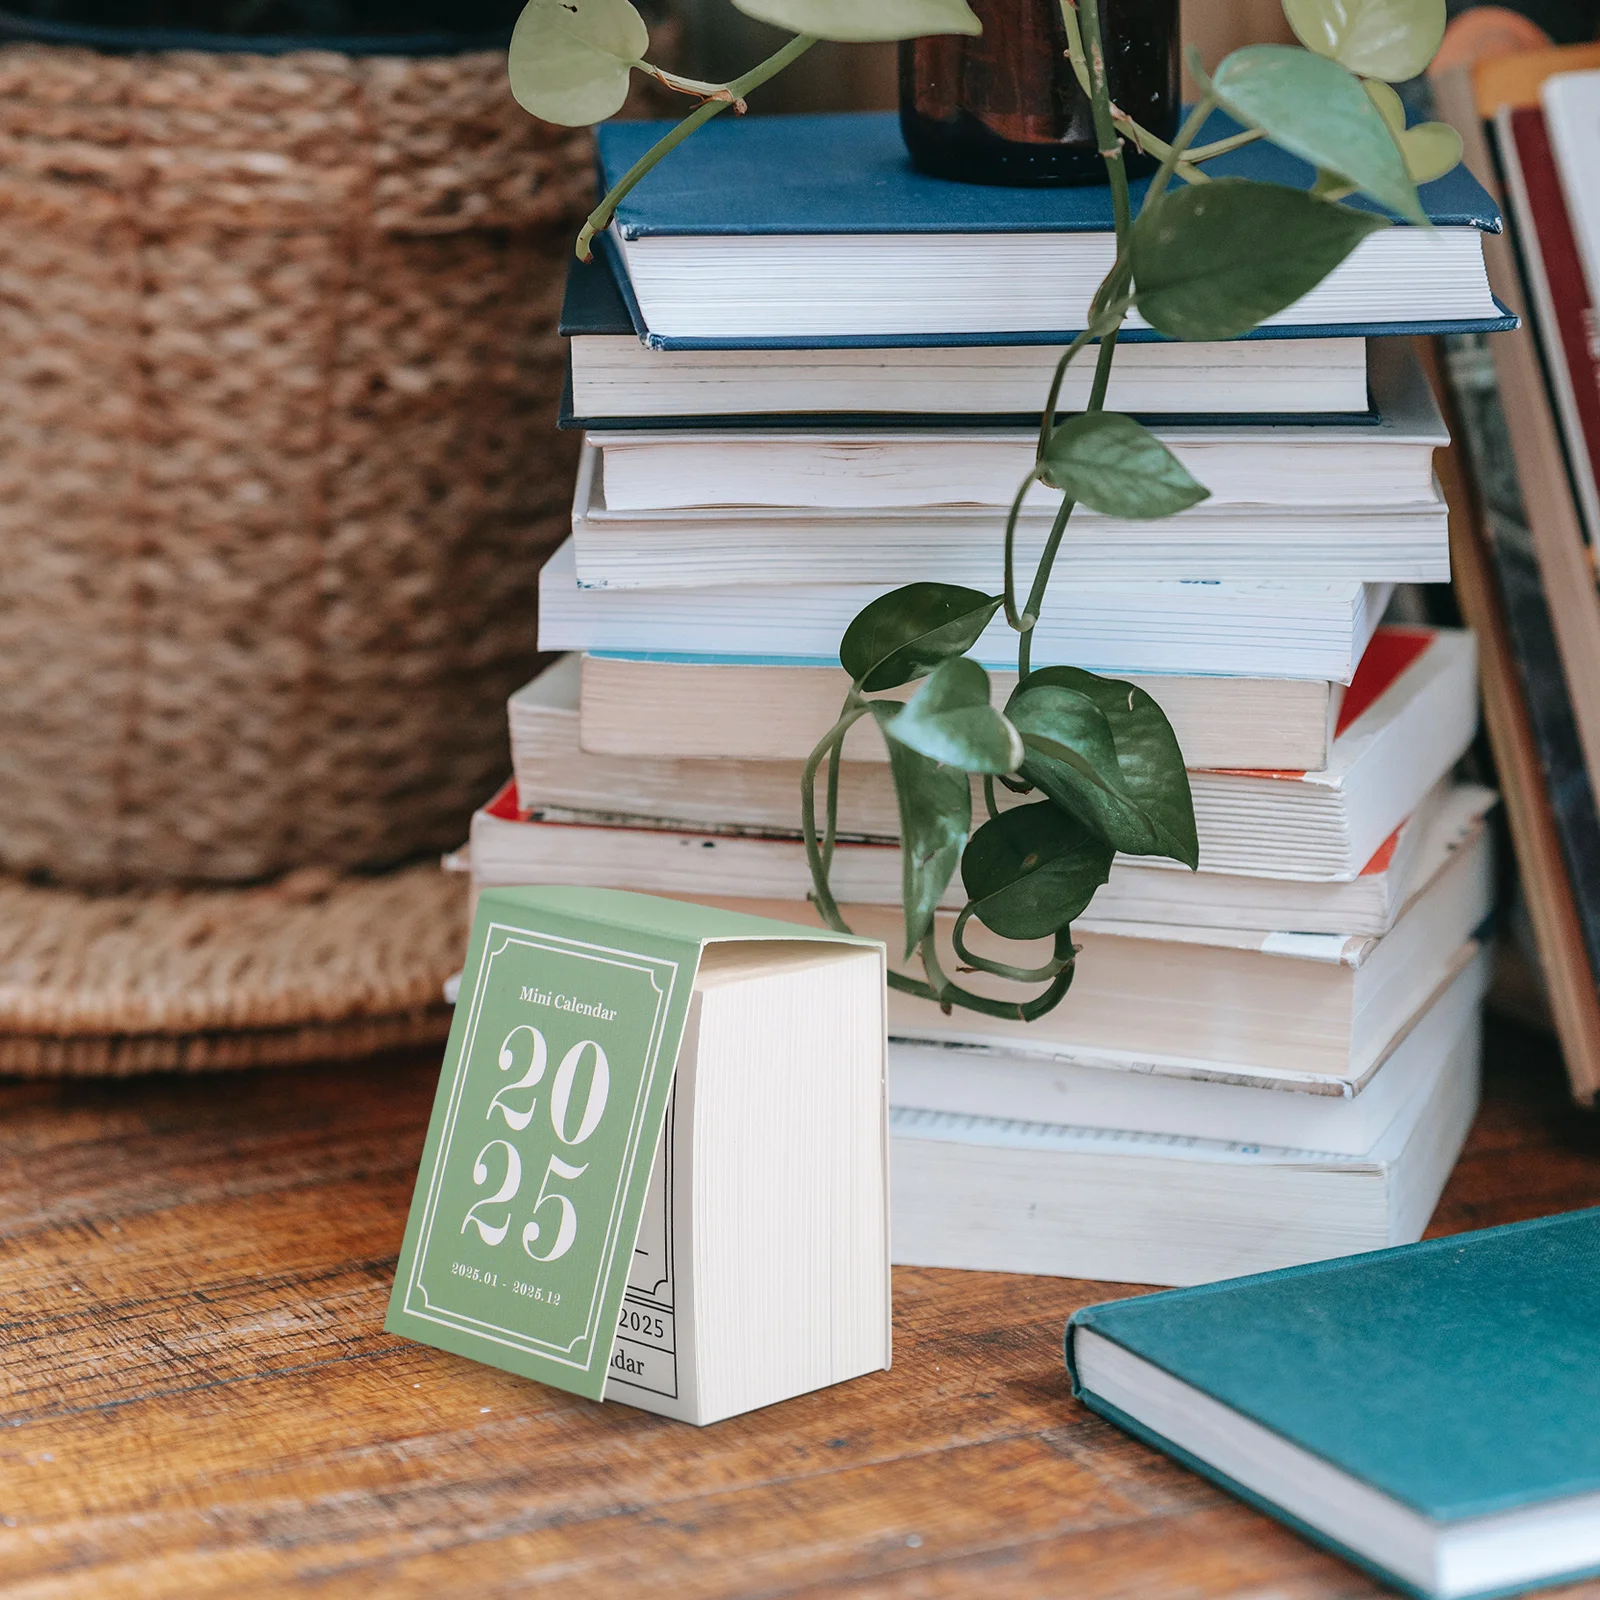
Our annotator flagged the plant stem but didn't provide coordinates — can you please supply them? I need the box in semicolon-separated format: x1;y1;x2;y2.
1077;0;1131;239
575;33;818;261
1002;466;1040;630
952;906;1072;983
634;63;745;106
1014;86;1214;680
800;703;871;935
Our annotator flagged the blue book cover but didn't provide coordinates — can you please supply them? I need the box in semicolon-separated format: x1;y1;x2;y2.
587;111;1514;350
598;109;1501;238
1066;1208;1600;1600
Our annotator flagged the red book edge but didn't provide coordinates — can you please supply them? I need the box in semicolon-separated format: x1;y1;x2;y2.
1207;624;1435;781
1506;104;1600;530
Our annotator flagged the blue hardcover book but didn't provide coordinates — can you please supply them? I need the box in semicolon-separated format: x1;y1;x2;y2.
556;251;1381;427
591;110;1514;349
1066;1208;1600;1600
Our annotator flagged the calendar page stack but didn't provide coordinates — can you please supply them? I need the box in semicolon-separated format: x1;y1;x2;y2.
461;111;1510;1290
388;886;889;1424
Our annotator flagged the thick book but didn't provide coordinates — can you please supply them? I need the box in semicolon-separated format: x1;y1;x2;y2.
1431;329;1600;1105
587;340;1440;514
538;538;1393;683
890;943;1488;1156
576;650;1347;772
473;773;1483;936
513;628;1477;881
1065;1207;1600;1597
386;886;889;1425
1434;64;1600;851
511;631;1473;875
562;250;1374;423
1495;100;1600;547
467;787;1493;1090
593;111;1509;345
890;976;1480;1286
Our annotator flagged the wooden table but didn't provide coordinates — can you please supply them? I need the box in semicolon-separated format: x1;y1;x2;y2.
3;1018;1597;1600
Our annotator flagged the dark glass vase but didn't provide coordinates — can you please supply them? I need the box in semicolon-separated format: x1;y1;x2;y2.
900;0;1180;187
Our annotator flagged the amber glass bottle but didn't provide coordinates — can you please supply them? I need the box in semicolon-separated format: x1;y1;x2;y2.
899;0;1179;186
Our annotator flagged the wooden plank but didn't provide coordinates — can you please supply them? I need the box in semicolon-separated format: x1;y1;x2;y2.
1;1025;1597;1599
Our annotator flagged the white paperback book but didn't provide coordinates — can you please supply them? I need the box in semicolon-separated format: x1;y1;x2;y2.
889;944;1490;1156
470;778;1484;938
569;333;1373;421
571;440;1451;587
887;986;1481;1287
587;342;1444;513
575;650;1346;772
508;627;1474;880
538;539;1393;682
466;786;1494;1087
490;687;1491;926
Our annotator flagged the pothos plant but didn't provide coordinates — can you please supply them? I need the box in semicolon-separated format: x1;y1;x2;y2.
510;0;1462;1022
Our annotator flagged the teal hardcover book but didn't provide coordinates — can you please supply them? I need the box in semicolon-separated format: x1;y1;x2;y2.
589;110;1514;349
1066;1210;1600;1599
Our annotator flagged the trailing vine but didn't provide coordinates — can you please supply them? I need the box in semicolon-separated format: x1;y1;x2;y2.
512;0;1461;1021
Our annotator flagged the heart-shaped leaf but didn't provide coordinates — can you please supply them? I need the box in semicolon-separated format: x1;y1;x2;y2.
1131;178;1389;340
1363;78;1461;185
730;0;980;40
960;802;1113;940
840;583;1003;693
884;657;1024;775
1038;411;1210;519
873;703;970;958
1284;0;1446;83
508;0;649;126
1021;665;1198;868
1211;44;1422;222
1400;120;1462;184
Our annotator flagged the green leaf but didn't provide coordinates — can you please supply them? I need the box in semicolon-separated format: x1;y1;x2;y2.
1284;0;1446;82
1363;78;1461;186
873;703;970;958
840;583;1003;693
1038;412;1210;519
884;657;1024;775
1211;44;1422;222
960;803;1114;940
1027;666;1198;869
508;0;648;126
729;0;980;40
1008;669;1198;867
1398;119;1462;185
1131;178;1389;341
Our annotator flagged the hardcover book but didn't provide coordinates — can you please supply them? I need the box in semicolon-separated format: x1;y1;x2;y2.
558;249;1376;424
386;887;890;1425
591;111;1510;345
1066;1208;1600;1597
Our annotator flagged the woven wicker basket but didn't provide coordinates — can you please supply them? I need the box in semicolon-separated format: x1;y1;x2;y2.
0;36;592;887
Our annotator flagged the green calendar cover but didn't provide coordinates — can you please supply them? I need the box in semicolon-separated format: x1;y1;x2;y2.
386;886;880;1403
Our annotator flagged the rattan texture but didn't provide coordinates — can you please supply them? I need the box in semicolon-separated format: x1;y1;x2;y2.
0;43;591;887
0;860;467;1074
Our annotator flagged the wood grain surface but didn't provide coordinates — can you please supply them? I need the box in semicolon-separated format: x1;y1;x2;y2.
2;1021;1597;1600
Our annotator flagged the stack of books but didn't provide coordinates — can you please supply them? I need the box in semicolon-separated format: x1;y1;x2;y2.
464;110;1513;1287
